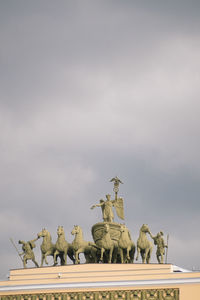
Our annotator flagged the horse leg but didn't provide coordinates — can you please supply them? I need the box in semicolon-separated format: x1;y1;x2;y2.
130;245;136;263
64;250;68;265
40;253;44;267
90;246;98;263
143;249;148;263
100;248;105;262
136;246;140;261
141;250;145;263
75;249;81;264
85;247;96;263
119;248;124;263
112;248;118;264
126;246;131;262
43;249;54;265
58;254;64;265
84;251;92;263
74;250;79;264
68;247;75;264
44;255;49;265
147;246;152;264
53;250;59;265
108;246;114;264
44;251;51;265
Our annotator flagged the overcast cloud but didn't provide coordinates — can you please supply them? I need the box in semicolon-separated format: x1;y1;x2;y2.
0;0;200;279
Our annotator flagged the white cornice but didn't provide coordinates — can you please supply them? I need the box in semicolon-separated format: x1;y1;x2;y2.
1;277;200;292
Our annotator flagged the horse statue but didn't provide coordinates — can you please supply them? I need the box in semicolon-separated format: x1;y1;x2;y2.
37;228;58;267
54;226;75;265
118;224;135;263
95;223;118;263
71;225;97;264
136;224;153;264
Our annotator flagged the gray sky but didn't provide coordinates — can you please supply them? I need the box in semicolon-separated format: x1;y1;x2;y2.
0;0;200;279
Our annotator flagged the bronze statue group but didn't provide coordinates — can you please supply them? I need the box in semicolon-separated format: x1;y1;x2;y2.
16;178;168;268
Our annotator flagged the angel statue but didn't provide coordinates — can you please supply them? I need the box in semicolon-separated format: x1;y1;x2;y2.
91;194;124;223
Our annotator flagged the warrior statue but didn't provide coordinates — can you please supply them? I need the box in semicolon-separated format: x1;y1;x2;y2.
91;177;124;222
150;231;168;264
18;238;39;268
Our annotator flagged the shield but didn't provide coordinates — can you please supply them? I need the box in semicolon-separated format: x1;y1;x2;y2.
114;197;124;220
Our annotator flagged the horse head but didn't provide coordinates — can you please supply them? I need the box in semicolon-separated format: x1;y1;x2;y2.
119;224;126;233
57;226;64;236
140;224;151;234
37;228;48;238
71;225;81;236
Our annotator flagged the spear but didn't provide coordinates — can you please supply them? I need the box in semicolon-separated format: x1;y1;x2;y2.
10;238;23;263
165;234;169;264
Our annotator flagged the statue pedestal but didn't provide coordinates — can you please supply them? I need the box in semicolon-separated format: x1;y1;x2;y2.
0;264;200;300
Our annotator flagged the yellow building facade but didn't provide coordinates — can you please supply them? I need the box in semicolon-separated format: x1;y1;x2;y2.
0;264;200;300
